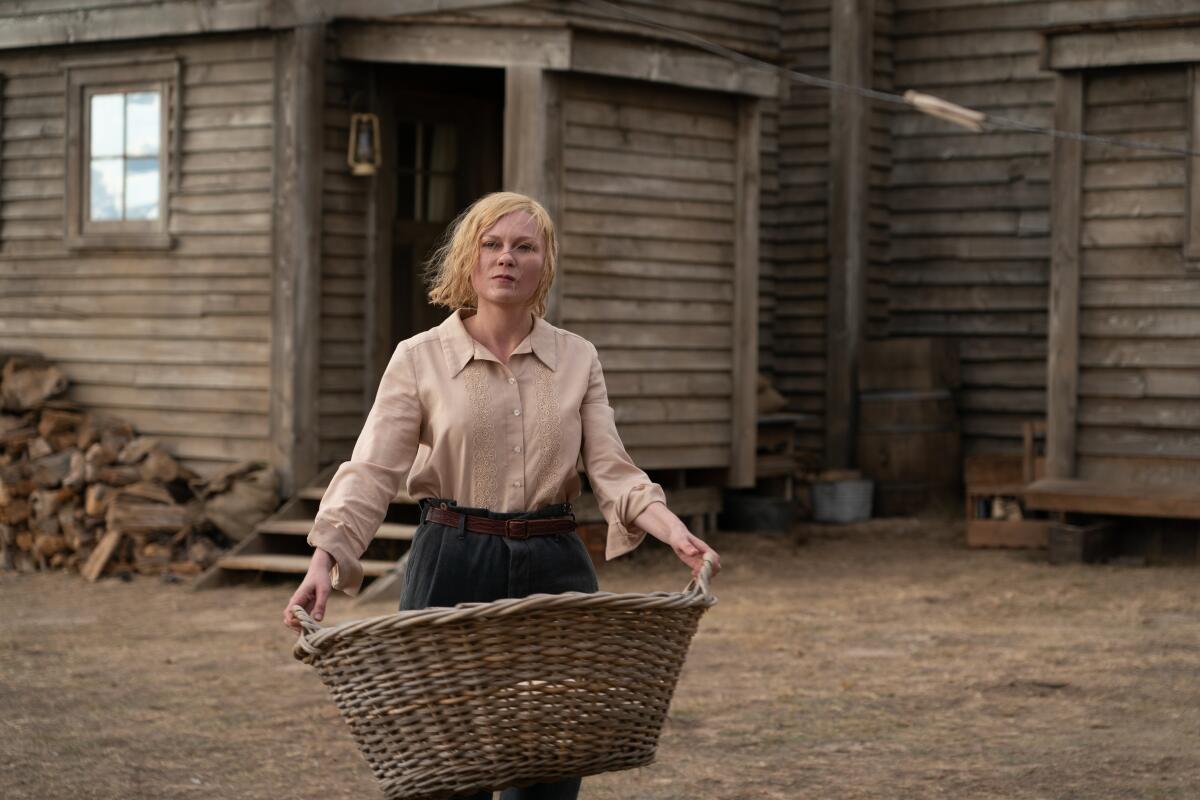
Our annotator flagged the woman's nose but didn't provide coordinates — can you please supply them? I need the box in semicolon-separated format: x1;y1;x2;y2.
497;249;515;265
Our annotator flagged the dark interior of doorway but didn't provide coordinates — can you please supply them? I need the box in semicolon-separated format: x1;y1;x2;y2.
376;64;504;352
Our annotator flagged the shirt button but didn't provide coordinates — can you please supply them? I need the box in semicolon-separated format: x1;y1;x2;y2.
507;377;516;385
514;445;522;454
513;479;523;487
513;408;521;416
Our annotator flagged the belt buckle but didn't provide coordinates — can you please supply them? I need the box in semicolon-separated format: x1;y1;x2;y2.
504;519;530;539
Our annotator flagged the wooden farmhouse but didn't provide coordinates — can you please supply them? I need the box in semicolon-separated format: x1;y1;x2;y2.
2;0;1200;535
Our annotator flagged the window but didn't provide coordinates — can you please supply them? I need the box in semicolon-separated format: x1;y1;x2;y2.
65;60;177;249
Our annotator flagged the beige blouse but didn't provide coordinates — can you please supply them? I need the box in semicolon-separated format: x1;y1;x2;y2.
308;309;666;595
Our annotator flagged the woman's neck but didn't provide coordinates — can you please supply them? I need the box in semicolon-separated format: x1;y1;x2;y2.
463;303;534;365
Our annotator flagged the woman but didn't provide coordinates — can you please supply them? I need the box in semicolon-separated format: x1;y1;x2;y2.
283;191;720;799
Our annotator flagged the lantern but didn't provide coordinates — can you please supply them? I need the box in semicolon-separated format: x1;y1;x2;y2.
347;112;382;176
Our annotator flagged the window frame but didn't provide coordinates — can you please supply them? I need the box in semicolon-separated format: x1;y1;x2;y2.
64;59;178;250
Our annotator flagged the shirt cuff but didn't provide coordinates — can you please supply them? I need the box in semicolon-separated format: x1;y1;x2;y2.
307;520;363;597
604;482;667;560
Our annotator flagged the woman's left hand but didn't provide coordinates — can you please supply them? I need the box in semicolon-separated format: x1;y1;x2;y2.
635;501;720;578
665;527;720;578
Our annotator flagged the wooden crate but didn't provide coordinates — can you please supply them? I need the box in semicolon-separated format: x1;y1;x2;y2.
1048;520;1119;564
966;483;1051;549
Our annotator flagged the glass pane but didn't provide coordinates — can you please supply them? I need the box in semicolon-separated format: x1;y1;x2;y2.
125;92;160;157
429;124;457;171
90;94;125;158
90;158;124;220
426;174;455;223
125;158;160;220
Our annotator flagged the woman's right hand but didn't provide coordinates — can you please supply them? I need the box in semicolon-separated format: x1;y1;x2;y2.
283;548;334;632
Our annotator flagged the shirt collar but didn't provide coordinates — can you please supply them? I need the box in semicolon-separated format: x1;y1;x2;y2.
440;309;558;377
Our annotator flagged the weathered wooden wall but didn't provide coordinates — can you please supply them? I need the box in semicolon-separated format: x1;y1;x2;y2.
776;0;830;461
1075;64;1198;485
558;75;741;471
0;34;276;478
889;0;1197;456
317;50;370;465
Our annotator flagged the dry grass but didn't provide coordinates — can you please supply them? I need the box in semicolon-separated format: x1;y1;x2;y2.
3;519;1199;799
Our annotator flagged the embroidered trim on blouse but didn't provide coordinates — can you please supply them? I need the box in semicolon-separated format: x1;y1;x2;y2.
530;359;561;502
463;361;499;510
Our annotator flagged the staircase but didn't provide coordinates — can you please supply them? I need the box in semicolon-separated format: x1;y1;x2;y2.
193;464;420;590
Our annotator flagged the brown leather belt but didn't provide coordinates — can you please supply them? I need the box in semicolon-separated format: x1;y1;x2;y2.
425;507;576;540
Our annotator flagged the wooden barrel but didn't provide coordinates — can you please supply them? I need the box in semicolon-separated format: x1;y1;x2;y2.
857;388;961;516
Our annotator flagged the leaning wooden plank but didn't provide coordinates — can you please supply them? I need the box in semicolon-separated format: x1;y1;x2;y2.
353;551;410;606
80;529;121;582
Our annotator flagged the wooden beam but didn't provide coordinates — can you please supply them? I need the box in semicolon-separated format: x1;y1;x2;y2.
503;66;565;324
1043;24;1200;71
570;31;779;99
1024;478;1200;519
271;24;324;496
1186;65;1200;268
729;96;761;488
1046;72;1083;480
337;22;571;69
365;69;397;410
825;0;873;469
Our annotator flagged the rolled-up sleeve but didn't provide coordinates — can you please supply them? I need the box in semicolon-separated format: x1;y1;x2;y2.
307;343;422;595
579;344;666;559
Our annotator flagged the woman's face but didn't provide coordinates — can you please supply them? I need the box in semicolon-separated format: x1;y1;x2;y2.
471;211;545;312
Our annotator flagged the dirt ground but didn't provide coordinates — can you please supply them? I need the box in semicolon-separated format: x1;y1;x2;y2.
3;518;1199;800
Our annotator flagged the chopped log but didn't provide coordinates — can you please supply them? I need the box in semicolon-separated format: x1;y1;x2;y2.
34;532;67;560
26;437;53;459
64;450;86;490
166;560;202;575
31;487;73;520
85;484;112;517
0;414;28;435
188;537;219;568
199;460;279;542
15;530;33;551
30;514;59;536
96;465;141;487
38;409;84;439
117;436;160;465
98;419;134;460
139;448;180;483
0;523;14;571
0;427;36;454
1;497;30;526
120;482;175;505
1;358;68;411
31;449;75;488
58;506;87;550
80;529;121;582
106;493;196;537
49;429;78;452
83;441;118;482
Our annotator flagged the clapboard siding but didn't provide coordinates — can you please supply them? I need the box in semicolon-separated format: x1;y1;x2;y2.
317;54;370;464
868;0;894;339
0;33;275;477
560;75;739;470
1075;65;1196;486
891;0;1197;455
496;0;781;60
893;0;1050;455
775;0;829;458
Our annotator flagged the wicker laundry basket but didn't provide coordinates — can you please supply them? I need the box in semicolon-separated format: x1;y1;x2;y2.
292;556;717;800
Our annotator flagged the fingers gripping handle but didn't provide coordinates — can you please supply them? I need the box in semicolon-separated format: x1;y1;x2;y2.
686;552;716;601
291;604;324;636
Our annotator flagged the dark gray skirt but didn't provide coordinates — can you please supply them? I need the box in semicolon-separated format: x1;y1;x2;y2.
399;498;599;611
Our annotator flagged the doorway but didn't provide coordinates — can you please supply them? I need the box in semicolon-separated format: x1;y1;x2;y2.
369;64;504;381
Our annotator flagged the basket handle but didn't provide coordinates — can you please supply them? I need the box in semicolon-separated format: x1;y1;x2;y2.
686;552;717;601
290;604;324;636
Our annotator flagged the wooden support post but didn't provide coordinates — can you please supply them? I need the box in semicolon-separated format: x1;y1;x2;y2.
826;0;874;469
730;96;761;488
503;65;564;323
1046;72;1083;479
366;68;397;407
271;24;324;496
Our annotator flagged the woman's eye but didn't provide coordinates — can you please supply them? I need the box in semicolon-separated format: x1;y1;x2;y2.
481;241;497;249
518;243;533;251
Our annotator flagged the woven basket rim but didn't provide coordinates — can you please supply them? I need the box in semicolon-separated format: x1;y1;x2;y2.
292;558;717;661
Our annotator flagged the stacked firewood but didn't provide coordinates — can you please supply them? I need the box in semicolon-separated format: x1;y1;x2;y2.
0;354;278;581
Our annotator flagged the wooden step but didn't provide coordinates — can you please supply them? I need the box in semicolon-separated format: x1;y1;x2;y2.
297;486;416;504
256;519;418;540
218;553;397;577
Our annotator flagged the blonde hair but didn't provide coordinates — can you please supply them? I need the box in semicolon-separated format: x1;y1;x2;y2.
425;192;558;317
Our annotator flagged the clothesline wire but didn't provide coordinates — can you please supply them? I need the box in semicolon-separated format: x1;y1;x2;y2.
575;0;1200;159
